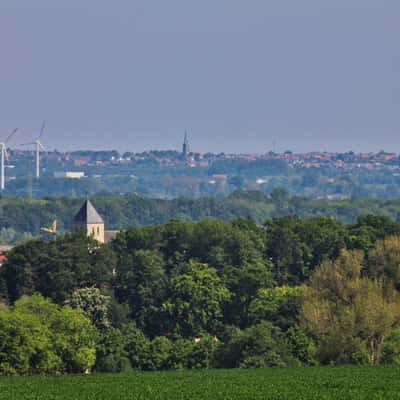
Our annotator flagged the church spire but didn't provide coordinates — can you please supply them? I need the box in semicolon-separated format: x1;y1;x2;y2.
182;129;190;157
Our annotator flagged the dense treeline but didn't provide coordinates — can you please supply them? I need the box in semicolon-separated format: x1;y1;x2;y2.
3;190;400;244
2;215;400;374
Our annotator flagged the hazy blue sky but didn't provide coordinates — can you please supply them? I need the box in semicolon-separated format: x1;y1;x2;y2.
0;1;399;153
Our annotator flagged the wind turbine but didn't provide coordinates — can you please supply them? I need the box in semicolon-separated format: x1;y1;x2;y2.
0;128;18;190
22;122;46;179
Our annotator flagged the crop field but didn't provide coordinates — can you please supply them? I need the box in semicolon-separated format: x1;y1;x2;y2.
0;366;399;400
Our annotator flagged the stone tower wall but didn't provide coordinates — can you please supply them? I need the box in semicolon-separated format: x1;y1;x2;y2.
86;223;105;243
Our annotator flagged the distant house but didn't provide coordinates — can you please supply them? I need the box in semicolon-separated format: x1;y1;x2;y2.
54;171;85;179
0;245;12;266
0;252;7;266
209;174;228;185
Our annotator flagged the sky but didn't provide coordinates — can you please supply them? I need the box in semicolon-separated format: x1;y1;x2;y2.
0;0;399;153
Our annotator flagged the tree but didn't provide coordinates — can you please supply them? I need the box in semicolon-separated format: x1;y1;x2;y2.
122;323;150;370
214;322;297;368
270;187;290;211
0;310;58;375
52;305;98;373
381;328;400;364
293;217;347;270
95;328;131;372
302;250;400;365
347;215;400;252
0;294;97;375
368;236;400;288
248;285;304;330
1;232;115;304
266;223;310;284
223;261;274;327
286;325;317;365
145;336;173;371
66;287;111;330
114;249;167;336
161;261;231;337
265;216;347;283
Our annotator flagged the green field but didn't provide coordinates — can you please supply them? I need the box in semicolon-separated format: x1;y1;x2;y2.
1;366;400;400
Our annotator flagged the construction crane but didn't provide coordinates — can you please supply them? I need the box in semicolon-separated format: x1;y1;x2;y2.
21;122;46;179
0;128;18;190
41;220;57;236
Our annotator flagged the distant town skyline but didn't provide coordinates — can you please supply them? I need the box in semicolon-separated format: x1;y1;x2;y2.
3;129;400;155
1;1;399;154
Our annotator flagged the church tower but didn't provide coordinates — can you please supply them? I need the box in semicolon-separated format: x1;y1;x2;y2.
72;200;105;243
182;130;190;158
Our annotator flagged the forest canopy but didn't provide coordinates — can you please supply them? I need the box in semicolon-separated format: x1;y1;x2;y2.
2;215;400;373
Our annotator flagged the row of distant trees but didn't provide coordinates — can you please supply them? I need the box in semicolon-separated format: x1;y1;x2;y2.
2;215;400;373
4;190;400;244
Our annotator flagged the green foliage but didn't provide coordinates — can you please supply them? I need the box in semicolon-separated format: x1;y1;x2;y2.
122;324;150;370
95;328;131;373
215;322;298;368
2;232;115;303
368;236;400;288
347;215;400;252
161;261;230;337
114;249;167;335
0;295;97;375
286;326;318;365
94;323;218;372
2;215;400;374
0;311;57;375
265;216;347;283
302;250;400;365
66;287;111;330
382;328;400;364
223;261;274;327
6;193;400;241
248;286;304;330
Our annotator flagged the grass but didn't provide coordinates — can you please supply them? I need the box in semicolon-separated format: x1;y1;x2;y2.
1;366;400;400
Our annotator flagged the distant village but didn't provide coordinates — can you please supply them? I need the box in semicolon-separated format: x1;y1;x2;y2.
0;132;399;202
7;132;400;180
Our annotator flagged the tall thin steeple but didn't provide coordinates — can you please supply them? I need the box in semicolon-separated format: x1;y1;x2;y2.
182;130;189;157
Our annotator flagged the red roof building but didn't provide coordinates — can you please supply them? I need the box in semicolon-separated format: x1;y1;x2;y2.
0;251;7;265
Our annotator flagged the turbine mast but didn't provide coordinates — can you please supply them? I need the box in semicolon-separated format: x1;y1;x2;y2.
21;123;45;179
1;144;5;191
36;141;40;179
1;128;18;191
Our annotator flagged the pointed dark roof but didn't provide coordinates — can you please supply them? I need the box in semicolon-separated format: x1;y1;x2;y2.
73;200;104;224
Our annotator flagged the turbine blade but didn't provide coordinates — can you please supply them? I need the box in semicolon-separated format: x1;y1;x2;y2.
20;142;36;146
38;122;45;139
5;128;18;144
38;141;46;151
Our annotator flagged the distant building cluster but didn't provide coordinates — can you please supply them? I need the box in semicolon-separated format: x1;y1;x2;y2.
10;147;400;171
4;132;400;188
